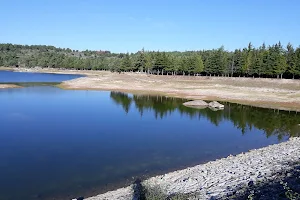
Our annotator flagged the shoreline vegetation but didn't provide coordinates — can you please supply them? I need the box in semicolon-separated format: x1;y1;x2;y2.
86;137;300;200
2;67;300;112
1;42;300;80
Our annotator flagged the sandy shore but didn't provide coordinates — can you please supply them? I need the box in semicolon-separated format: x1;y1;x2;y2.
85;137;300;200
3;67;300;111
0;84;20;89
59;71;300;112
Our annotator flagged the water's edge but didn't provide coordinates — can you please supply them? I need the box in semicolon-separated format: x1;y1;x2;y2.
2;68;300;112
86;137;300;200
1;70;298;199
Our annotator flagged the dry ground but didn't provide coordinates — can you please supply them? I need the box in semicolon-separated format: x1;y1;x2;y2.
2;67;300;111
59;70;300;112
0;84;20;89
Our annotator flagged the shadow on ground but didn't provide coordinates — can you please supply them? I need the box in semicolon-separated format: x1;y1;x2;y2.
224;161;300;200
132;161;300;200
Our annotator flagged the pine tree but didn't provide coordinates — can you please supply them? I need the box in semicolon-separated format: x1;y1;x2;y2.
295;47;300;77
161;52;171;75
241;48;249;76
286;43;297;78
233;49;243;76
217;46;227;75
153;52;169;75
145;53;152;74
164;55;175;75
135;49;146;72
193;54;204;75
172;56;181;75
250;50;261;77
153;52;162;74
180;56;189;75
121;53;132;72
272;42;287;78
206;48;225;76
262;45;273;77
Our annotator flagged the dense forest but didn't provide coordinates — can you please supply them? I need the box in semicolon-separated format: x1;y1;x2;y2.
110;92;300;139
1;42;300;79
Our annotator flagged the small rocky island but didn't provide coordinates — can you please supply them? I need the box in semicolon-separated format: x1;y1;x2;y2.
183;100;224;110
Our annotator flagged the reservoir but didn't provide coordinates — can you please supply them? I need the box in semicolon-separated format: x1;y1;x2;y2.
0;71;299;200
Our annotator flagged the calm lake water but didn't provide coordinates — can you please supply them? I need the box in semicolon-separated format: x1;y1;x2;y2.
0;71;299;200
0;70;82;83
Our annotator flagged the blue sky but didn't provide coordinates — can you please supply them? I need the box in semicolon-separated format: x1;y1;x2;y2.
1;0;300;52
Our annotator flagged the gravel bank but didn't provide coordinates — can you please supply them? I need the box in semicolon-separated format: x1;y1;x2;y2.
85;137;300;200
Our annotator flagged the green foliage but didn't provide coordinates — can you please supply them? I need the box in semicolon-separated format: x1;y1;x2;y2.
121;53;132;72
286;43;297;78
135;49;147;72
295;47;300;76
271;42;287;78
144;53;152;74
193;54;204;74
0;42;299;78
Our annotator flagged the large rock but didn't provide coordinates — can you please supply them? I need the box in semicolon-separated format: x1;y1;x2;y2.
208;101;224;109
183;100;208;108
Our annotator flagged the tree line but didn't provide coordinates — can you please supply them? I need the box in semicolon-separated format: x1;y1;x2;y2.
1;42;300;79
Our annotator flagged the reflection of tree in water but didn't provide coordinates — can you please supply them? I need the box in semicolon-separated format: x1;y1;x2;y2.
133;95;179;119
110;92;300;139
110;92;132;113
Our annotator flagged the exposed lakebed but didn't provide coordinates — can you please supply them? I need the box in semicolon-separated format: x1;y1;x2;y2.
0;71;299;200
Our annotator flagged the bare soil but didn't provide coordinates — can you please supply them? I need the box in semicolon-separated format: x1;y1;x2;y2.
4;67;300;111
59;71;300;112
0;84;20;89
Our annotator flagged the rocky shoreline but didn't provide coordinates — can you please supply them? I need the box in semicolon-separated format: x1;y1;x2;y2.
85;137;300;200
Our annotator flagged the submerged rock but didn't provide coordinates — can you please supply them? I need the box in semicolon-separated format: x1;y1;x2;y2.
208;101;224;109
183;100;208;108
